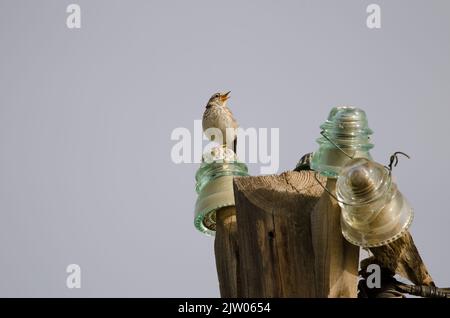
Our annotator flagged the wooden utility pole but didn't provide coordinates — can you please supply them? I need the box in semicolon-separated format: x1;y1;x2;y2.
213;171;360;297
310;179;359;297
212;171;359;297
233;171;321;297
214;206;241;297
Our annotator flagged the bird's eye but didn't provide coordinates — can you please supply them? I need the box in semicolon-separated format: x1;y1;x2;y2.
214;93;220;98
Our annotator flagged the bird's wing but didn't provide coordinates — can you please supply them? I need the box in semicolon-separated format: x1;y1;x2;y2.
225;107;239;128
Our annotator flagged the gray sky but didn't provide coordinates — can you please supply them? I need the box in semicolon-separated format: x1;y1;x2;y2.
0;0;449;297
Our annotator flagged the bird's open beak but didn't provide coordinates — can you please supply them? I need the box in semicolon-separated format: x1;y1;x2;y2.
220;91;231;102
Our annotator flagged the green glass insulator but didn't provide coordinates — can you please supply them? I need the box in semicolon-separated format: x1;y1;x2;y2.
194;147;248;236
311;106;374;178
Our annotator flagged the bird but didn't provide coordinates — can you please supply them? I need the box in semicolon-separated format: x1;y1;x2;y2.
202;91;238;152
294;152;313;171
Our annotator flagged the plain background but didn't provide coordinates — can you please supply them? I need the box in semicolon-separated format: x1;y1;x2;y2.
0;0;449;297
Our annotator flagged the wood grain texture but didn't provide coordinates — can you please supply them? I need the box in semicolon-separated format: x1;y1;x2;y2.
232;171;325;297
214;206;241;297
310;178;359;298
361;231;435;287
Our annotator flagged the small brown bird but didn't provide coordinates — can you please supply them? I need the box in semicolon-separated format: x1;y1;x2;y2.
202;91;238;152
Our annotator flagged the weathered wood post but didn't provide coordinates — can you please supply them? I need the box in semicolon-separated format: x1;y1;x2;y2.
310;179;359;297
231;171;324;297
214;206;241;297
222;171;359;298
